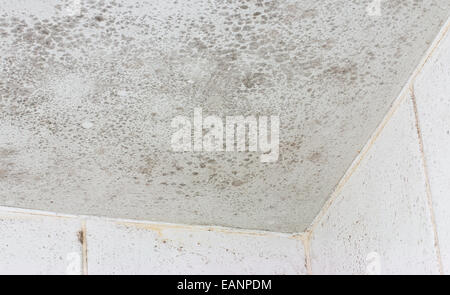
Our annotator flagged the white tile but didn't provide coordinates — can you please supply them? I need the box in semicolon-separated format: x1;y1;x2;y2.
414;28;450;274
86;220;306;275
0;211;83;275
309;94;440;274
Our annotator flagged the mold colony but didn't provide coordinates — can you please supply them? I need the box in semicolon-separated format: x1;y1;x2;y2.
0;0;449;232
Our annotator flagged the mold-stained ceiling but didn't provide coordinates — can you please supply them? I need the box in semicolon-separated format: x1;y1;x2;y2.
0;0;449;232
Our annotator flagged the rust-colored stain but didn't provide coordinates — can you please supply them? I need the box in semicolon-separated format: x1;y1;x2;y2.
116;220;303;240
80;220;88;275
410;86;444;275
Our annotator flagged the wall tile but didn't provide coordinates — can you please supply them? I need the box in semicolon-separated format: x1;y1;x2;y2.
86;220;306;275
0;211;83;275
309;94;440;274
414;28;450;274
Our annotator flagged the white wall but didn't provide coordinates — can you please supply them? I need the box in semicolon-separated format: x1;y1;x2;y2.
308;91;440;274
0;210;83;275
0;207;307;275
414;24;450;274
307;20;450;275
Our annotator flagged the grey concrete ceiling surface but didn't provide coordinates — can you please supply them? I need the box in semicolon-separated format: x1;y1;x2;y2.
0;0;449;232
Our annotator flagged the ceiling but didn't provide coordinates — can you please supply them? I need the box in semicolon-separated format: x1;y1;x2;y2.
0;0;449;232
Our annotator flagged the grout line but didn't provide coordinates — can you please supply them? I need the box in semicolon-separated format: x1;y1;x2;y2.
0;205;304;239
410;20;450;87
301;231;312;275
118;219;304;239
410;85;444;275
81;219;88;275
306;17;450;236
0;204;309;275
306;91;408;234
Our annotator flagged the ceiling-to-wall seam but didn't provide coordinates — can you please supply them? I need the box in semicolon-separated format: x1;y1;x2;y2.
0;205;299;237
410;85;444;275
305;91;409;235
300;231;312;274
409;20;450;87
305;17;450;237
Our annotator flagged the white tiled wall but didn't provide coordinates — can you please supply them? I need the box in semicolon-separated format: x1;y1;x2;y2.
414;27;450;274
308;93;440;274
0;211;83;275
307;20;450;275
86;220;306;275
0;208;307;275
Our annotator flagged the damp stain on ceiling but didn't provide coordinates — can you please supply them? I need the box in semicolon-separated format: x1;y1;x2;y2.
0;0;449;232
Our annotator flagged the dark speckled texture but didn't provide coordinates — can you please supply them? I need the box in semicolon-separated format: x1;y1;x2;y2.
0;0;449;232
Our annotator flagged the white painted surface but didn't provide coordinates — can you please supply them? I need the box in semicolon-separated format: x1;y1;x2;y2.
309;93;440;274
414;26;450;274
86;220;307;275
0;207;306;275
0;211;82;275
